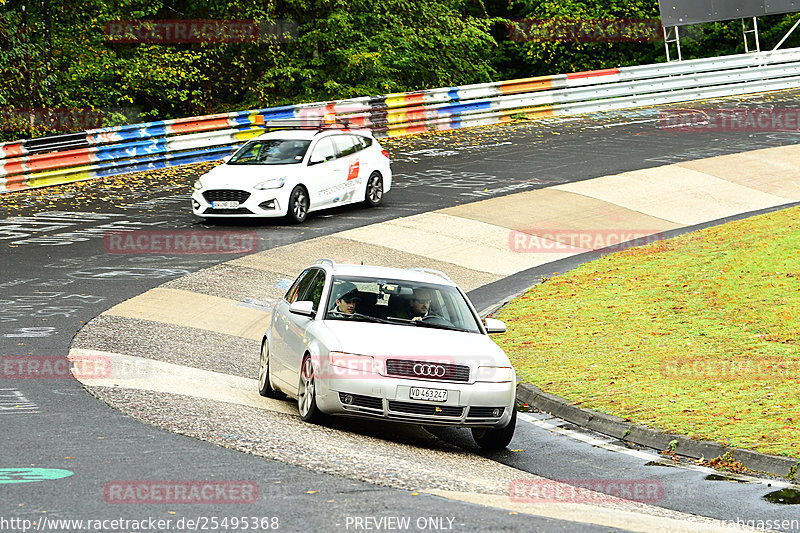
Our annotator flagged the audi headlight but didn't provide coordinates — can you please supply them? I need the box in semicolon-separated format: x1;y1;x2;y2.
475;366;514;383
329;351;375;375
255;177;286;190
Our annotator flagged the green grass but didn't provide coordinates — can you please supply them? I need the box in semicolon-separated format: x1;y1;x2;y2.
496;206;800;458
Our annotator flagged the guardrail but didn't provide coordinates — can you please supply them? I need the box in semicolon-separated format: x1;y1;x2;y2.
3;47;800;193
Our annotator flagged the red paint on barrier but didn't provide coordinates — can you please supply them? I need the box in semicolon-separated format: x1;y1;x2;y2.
405;92;426;106
170;117;231;135
24;151;93;172
0;142;25;159
566;68;620;80
0;159;26;176
3;174;28;191
499;77;553;94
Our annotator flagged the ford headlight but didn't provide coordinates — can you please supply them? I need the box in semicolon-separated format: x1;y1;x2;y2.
475;366;514;383
255;177;286;190
193;180;203;190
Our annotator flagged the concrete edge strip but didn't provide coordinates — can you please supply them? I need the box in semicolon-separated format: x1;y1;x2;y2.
67;348;296;417
517;384;800;482
422;490;748;533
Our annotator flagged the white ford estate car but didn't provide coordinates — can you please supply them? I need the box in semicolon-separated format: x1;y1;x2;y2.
192;129;391;222
258;260;518;450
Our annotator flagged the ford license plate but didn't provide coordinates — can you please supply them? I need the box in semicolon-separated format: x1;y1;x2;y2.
212;201;239;209
409;387;448;402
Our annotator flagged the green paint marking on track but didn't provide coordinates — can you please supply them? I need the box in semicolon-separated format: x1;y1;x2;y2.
0;468;74;484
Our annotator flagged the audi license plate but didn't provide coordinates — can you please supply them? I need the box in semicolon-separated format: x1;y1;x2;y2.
409;387;448;402
212;201;239;209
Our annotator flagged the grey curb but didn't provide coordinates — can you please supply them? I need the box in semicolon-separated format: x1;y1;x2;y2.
516;383;800;481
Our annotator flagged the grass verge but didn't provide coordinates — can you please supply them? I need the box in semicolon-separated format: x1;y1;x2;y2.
495;206;800;457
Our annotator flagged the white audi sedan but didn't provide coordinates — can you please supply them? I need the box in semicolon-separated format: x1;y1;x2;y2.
258;260;517;450
192;129;391;222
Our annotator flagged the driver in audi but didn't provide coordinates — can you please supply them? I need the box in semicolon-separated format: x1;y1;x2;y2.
396;288;432;321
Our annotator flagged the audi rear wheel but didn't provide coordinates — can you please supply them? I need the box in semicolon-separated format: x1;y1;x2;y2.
258;338;284;399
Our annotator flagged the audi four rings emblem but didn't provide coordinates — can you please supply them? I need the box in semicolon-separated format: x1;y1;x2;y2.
413;363;446;377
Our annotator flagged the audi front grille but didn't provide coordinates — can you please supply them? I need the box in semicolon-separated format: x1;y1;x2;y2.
385;359;470;382
202;189;251;203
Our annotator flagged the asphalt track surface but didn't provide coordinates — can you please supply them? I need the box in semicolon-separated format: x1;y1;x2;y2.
2;90;800;532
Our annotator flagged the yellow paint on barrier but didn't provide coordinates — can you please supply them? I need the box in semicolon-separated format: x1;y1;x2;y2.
26;166;94;189
233;127;266;141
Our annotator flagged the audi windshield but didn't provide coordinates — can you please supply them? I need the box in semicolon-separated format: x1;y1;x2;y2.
324;276;482;333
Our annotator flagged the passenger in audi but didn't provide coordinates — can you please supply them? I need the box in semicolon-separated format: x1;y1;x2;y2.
332;282;361;315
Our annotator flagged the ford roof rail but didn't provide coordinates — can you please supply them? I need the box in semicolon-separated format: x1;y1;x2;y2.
262;117;359;132
315;258;336;267
408;267;452;282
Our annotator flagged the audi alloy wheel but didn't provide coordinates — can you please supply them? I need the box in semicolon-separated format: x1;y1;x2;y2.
298;355;324;423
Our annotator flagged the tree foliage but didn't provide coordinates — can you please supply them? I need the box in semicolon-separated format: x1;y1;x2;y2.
2;0;800;141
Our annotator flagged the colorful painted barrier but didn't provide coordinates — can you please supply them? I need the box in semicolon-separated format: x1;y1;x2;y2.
3;47;800;193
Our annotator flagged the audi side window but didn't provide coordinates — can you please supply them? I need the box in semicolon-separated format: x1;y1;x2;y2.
301;271;326;311
285;269;313;303
296;269;323;302
309;138;337;165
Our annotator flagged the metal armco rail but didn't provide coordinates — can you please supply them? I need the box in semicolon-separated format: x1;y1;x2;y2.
3;47;800;193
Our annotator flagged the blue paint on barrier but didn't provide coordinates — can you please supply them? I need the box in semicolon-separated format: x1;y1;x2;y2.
438;101;492;116
141;124;169;138
262;108;297;121
447;89;461;102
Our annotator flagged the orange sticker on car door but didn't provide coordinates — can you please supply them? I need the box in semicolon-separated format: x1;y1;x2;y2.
346;160;360;181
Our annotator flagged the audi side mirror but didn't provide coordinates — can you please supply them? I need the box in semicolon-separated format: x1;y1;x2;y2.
289;300;315;318
484;318;506;334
